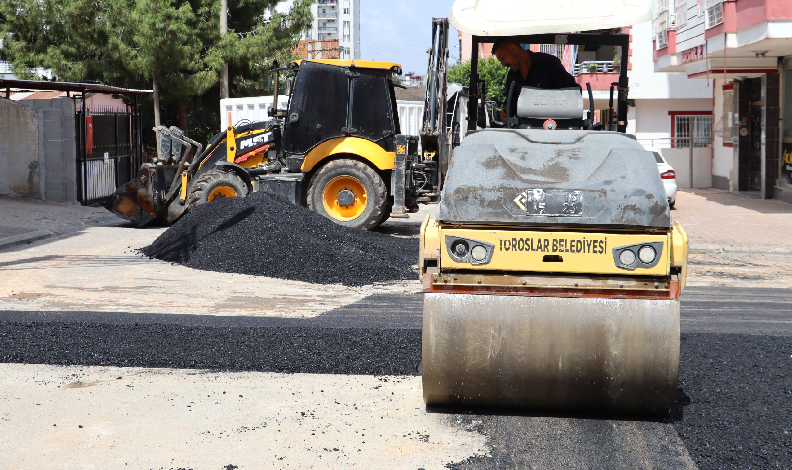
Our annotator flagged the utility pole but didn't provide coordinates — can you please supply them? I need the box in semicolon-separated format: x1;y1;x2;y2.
220;0;229;99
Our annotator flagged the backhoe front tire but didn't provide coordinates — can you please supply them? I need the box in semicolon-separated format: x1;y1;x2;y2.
307;159;388;230
187;169;248;210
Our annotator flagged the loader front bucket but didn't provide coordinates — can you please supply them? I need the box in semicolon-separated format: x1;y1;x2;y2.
104;175;158;227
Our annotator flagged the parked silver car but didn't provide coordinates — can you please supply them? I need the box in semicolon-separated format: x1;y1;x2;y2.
650;150;677;208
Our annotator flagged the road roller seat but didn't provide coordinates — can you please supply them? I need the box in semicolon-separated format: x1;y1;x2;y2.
506;84;592;130
437;128;671;229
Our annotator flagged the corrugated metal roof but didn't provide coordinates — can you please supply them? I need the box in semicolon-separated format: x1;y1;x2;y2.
0;78;152;95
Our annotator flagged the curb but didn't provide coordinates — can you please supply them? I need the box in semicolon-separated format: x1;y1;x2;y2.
0;229;57;251
690;244;792;255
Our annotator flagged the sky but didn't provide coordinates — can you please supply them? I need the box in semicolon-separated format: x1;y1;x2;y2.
359;0;461;76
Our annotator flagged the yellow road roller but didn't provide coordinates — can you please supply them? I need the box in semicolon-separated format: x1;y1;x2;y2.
420;0;688;414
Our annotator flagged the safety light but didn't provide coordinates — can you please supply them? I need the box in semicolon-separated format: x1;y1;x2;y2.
445;235;495;265
638;245;657;264
619;249;636;266
471;245;488;262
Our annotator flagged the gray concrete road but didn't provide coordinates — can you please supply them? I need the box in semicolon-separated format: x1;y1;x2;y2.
1;193;791;469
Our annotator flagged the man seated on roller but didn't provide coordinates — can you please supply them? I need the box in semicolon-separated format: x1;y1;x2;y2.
492;38;581;123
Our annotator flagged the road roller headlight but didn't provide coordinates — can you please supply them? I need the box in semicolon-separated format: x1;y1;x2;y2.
619;249;636;266
612;241;663;270
445;236;495;265
638;245;656;264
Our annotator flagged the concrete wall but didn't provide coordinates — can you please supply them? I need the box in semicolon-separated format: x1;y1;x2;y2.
631;21;713;100
0;98;40;198
0;97;77;203
661;147;713;189
711;79;733;190
633;98;713;147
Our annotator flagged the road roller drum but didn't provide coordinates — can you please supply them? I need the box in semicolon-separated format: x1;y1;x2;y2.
419;129;689;414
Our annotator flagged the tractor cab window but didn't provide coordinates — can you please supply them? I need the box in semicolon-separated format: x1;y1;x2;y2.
350;69;396;152
283;61;350;155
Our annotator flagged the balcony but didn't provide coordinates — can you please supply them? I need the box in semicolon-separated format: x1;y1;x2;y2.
317;0;336;4
318;26;337;33
573;61;619;74
317;11;337;19
0;61;12;75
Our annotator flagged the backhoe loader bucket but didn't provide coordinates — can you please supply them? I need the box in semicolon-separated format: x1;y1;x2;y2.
104;172;158;227
104;126;201;227
419;129;688;415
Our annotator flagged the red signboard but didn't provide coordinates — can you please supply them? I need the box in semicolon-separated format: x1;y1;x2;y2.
86;116;94;154
681;45;705;64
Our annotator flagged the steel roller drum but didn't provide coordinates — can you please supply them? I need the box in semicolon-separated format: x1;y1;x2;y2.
422;293;680;414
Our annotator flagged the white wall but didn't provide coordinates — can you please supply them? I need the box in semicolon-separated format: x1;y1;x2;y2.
712;78;733;181
674;1;706;51
661;147;713;188
630;21;713;99
633;98;713;148
220;96;289;131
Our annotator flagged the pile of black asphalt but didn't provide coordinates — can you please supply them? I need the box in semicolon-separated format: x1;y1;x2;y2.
140;191;418;286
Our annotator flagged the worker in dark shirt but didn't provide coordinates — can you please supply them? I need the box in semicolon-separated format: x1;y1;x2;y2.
492;37;581;123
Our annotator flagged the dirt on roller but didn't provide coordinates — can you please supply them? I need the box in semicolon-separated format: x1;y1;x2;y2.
140;192;419;287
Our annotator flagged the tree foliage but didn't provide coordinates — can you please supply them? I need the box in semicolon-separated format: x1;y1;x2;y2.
0;0;312;122
448;56;509;109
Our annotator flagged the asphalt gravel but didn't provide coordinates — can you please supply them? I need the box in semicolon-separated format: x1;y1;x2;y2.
140;191;419;286
3;282;792;470
673;333;792;470
1;307;790;470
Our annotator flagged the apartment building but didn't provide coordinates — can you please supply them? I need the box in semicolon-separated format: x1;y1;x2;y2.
269;0;361;60
652;0;792;202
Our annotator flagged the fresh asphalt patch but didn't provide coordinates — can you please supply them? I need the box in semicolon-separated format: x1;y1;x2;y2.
1;287;790;469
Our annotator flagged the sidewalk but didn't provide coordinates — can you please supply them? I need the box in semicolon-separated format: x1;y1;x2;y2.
1;189;791;253
0;195;124;250
671;189;792;255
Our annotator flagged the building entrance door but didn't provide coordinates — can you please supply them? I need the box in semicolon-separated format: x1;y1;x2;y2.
748;78;763;191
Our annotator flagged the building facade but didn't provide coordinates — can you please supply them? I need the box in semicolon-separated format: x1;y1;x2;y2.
269;0;360;60
652;0;792;202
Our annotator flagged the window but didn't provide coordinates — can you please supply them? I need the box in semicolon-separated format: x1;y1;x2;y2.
343;7;349;14
653;9;669;49
343;20;350;32
705;0;723;28
675;1;687;29
343;34;350;42
674;115;713;148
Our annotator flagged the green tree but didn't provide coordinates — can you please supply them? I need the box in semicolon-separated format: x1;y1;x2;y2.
448;56;508;109
0;0;313;134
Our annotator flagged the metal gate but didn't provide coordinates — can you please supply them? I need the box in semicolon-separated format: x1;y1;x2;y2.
76;104;143;205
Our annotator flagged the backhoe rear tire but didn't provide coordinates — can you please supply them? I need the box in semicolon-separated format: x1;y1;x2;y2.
307;159;388;230
187;169;249;210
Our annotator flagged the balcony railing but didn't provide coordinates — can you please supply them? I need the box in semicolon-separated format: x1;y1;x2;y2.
318;26;337;33
573;61;619;75
317;11;337;19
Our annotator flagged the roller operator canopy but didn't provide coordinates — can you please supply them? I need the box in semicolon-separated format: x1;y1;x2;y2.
450;0;652;36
